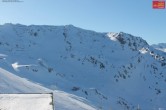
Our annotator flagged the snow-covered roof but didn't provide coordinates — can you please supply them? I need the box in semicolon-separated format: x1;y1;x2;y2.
0;93;53;110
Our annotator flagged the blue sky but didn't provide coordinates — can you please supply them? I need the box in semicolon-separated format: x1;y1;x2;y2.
0;0;166;44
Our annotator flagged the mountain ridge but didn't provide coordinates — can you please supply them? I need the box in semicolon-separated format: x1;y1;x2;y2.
0;23;166;110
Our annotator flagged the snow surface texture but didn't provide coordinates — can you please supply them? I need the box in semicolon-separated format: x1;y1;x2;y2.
0;94;53;110
0;68;96;110
0;23;166;110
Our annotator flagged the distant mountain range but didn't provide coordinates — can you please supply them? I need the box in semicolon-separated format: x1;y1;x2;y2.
0;23;165;110
152;43;166;52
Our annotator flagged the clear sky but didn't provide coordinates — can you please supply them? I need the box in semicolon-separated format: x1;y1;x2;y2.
0;0;166;44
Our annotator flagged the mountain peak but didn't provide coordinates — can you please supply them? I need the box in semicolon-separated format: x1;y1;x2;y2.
107;31;149;51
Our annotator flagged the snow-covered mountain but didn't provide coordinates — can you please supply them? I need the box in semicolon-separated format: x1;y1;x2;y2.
0;23;166;110
152;43;166;52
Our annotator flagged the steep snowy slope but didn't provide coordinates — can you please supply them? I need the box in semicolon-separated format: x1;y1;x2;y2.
0;23;166;110
0;68;97;110
152;43;166;52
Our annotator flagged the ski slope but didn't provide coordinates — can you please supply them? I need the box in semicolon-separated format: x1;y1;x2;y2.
0;68;96;110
